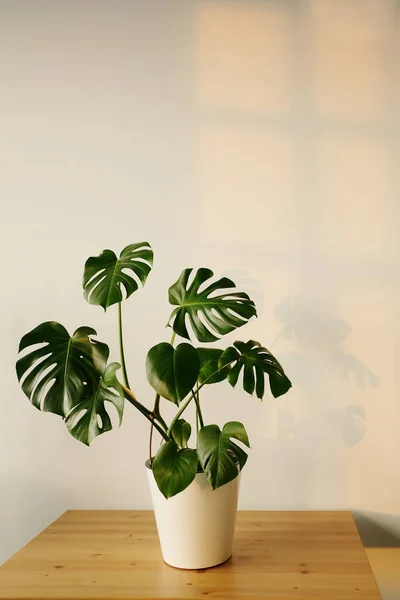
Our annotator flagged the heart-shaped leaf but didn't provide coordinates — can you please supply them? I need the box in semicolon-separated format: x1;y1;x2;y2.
145;342;199;405
219;340;292;399
65;362;124;446
152;441;198;498
16;322;109;417
197;348;229;385
83;242;153;310
197;421;250;490
170;419;192;448
168;268;257;343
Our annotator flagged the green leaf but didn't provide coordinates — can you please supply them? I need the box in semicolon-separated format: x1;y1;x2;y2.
171;419;191;447
219;340;292;399
16;322;109;417
197;348;229;385
145;342;200;405
152;441;198;499
65;362;124;446
83;242;153;311
197;422;250;490
168;268;257;343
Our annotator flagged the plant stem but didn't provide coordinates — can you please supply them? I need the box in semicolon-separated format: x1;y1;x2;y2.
154;330;176;429
167;361;236;436
121;385;169;441
194;389;204;429
155;411;168;431
167;394;193;437
148;330;177;462
149;423;154;465
118;302;130;388
148;393;160;465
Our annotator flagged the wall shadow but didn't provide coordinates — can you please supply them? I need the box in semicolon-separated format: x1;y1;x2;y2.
270;295;379;446
0;476;70;565
353;510;400;548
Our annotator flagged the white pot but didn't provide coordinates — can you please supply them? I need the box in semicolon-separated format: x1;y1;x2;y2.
147;465;240;569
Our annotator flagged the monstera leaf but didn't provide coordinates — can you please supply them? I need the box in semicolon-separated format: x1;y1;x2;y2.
197;422;250;490
219;340;292;400
145;342;200;405
66;362;124;445
168;268;257;343
197;348;229;385
170;419;191;447
152;441;198;498
83;242;153;310
16;322;109;417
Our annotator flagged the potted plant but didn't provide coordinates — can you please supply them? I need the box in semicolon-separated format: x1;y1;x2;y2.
16;242;291;569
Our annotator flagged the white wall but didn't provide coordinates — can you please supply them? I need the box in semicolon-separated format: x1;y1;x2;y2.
1;0;399;564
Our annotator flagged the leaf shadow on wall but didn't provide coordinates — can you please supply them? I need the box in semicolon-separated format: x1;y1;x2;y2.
272;295;379;447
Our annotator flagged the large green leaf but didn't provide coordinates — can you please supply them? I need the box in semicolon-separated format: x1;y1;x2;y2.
145;342;200;405
65;363;124;446
16;322;109;417
197;421;250;490
197;347;229;385
168;268;257;343
170;419;191;448
219;340;292;400
152;441;198;499
83;242;153;310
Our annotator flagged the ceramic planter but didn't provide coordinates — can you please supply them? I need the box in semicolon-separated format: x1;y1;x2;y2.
147;465;240;569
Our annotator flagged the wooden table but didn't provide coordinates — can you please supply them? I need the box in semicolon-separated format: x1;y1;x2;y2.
0;510;381;599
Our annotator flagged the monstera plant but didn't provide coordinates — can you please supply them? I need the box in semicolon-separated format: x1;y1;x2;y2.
16;243;291;499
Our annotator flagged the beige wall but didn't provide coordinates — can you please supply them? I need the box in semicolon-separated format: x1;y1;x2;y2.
1;0;399;569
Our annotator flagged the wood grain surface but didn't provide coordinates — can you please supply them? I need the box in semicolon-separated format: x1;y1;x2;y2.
0;510;381;599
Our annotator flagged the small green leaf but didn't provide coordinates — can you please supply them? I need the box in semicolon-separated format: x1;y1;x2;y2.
152;441;198;499
222;421;250;447
83;242;153;311
145;342;200;405
168;268;257;343
16;322;109;417
197;421;250;490
197;348;229;385
171;419;191;447
65;362;124;446
219;340;292;399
